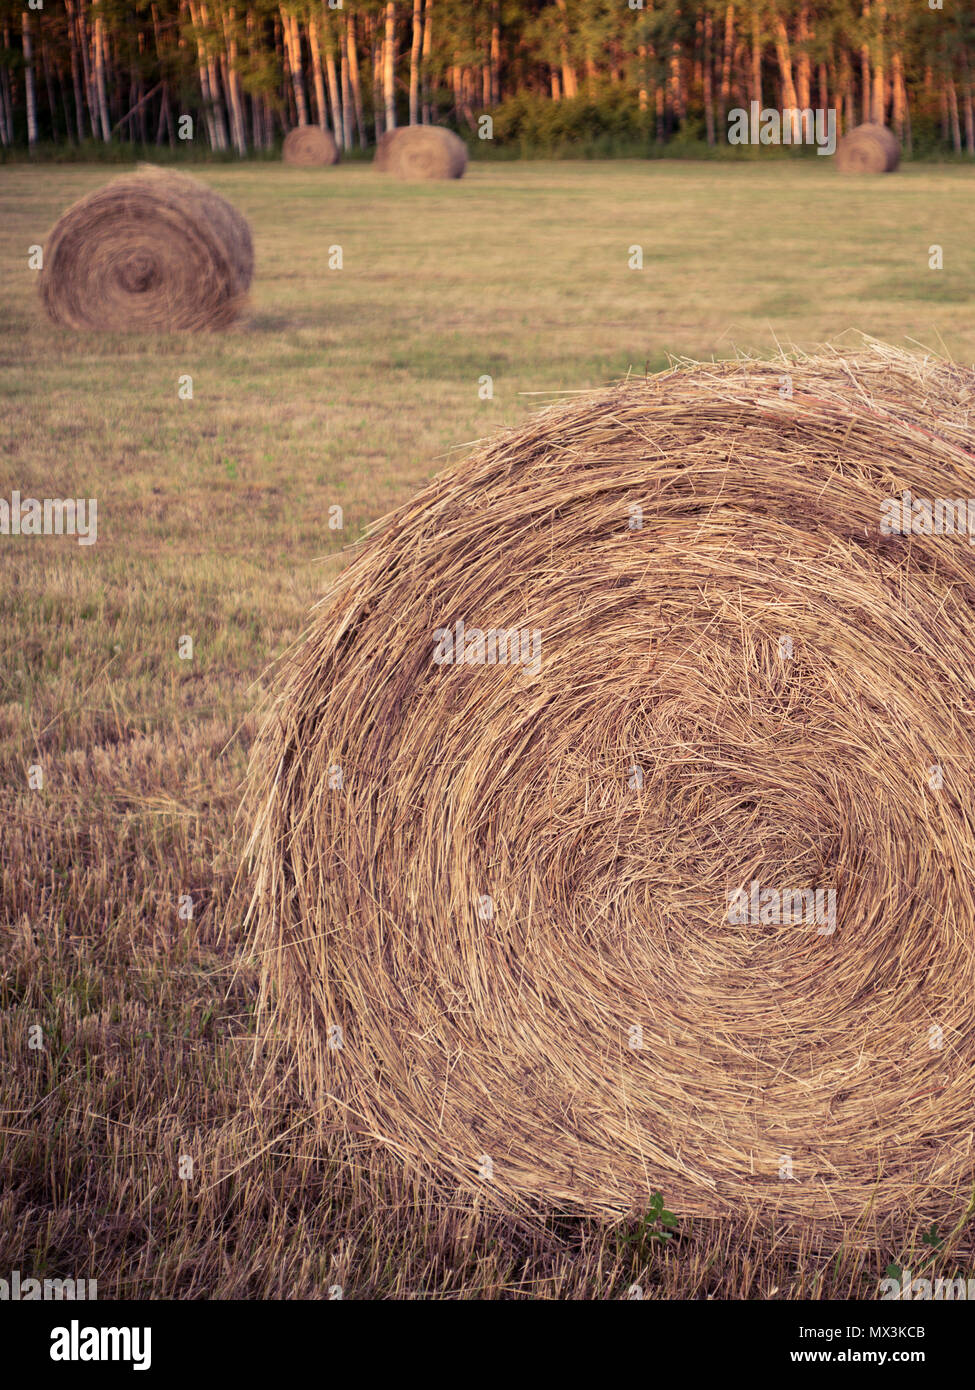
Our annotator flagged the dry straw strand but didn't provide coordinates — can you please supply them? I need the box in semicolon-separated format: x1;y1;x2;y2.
282;125;340;167
373;125;467;179
835;122;901;173
245;343;975;1230
39;166;254;332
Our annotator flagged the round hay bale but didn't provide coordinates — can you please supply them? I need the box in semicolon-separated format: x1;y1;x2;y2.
246;344;975;1225
282;125;340;167
835;121;900;173
372;124;467;179
39;166;253;332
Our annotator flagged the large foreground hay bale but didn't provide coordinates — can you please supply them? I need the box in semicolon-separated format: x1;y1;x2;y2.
373;124;467;179
282;125;340;167
40;167;253;332
246;344;975;1224
835;121;900;173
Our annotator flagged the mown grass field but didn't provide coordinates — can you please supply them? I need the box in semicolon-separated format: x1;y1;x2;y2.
2;159;975;1299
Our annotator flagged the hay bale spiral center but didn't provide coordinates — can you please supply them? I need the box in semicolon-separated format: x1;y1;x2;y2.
39;167;253;333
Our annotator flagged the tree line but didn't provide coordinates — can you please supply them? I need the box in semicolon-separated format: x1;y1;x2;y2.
1;1;973;156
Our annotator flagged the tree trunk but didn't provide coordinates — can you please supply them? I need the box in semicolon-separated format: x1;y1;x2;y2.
773;15;800;139
861;1;871;125
187;0;214;146
23;11;39;146
282;8;308;126
65;0;86;142
341;29;353;149
554;0;577;98
795;2;811;110
490;4;500;105
704;13;715;146
409;0;421;124
751;8;762;109
451;58;462;120
155;86;173;145
223;7;247;153
76;1;99;138
421;0;434;122
372;19;384;139
669;40;684;120
384;1;396;129
872;41;885;120
93;8;111;141
308;16;329;130
0;25;13;145
347;13;366;145
323;13;344;148
247;8;263;148
891;49;905;139
720;5;735;124
840;50;854;132
947;74;962;153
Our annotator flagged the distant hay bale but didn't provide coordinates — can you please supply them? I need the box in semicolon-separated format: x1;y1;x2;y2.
835;122;900;173
282;125;340;167
246;343;975;1227
39;166;253;332
373;124;467;179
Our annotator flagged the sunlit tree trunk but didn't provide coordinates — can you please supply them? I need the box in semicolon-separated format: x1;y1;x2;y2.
223;7;247;153
281;8;308;125
795;2;811;111
188;0;217;146
669;38;684;121
93;6;111;141
384;1;396;129
861;1;871;124
247;8;263;148
409;0;421;123
308;15;328;130
323;12;343;147
371;15;384;138
891;48;905;138
490;3;500;104
871;0;886;124
421;0;433;122
554;0;577;97
720;5;735;125
750;7;763;108
341;27;353;147
947;72;962;152
704;12;715;145
347;13;365;145
772;14;800;139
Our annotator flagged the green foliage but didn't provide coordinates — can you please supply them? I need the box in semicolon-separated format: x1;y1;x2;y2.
619;1191;681;1262
488;86;653;156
